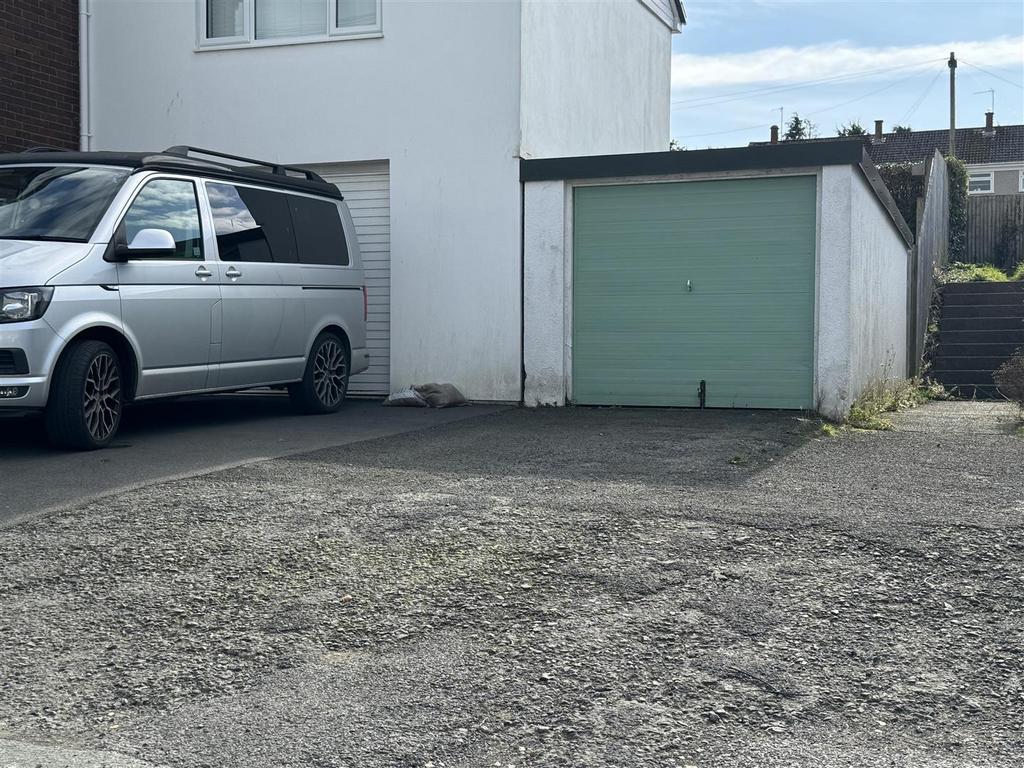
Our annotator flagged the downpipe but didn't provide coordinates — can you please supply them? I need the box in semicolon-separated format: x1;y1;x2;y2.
79;0;92;151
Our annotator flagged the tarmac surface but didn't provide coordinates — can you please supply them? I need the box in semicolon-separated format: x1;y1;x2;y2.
0;401;1021;767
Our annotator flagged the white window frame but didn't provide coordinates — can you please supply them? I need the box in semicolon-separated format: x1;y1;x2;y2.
967;170;994;195
1019;170;1024;193
197;0;383;50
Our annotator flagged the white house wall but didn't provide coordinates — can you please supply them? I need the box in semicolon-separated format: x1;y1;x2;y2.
519;0;673;158
86;0;524;401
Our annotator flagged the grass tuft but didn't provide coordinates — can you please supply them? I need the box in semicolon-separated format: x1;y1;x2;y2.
940;262;1010;284
819;423;841;438
844;378;946;431
1010;262;1024;282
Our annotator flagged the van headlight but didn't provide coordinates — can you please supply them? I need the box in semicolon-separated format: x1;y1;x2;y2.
0;287;54;323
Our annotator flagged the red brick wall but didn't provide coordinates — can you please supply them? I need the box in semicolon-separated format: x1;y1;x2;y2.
0;1;80;152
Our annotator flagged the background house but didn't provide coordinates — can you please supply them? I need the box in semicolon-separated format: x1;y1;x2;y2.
0;0;79;152
755;114;1024;268
754;113;1024;195
82;0;685;402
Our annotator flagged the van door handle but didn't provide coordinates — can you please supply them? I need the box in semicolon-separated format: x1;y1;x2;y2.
195;266;212;279
225;266;242;279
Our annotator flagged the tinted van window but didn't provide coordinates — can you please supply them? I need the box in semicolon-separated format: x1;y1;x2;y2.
207;182;297;263
123;179;204;260
290;196;349;266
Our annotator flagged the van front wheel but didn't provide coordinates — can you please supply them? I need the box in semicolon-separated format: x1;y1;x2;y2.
45;340;123;450
289;332;349;414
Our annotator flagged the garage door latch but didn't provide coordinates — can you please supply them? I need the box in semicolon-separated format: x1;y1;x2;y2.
699;379;706;409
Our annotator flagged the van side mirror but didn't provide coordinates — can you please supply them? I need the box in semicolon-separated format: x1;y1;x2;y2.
109;228;177;261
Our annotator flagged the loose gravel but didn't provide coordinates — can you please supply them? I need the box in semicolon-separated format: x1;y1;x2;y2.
0;402;1022;767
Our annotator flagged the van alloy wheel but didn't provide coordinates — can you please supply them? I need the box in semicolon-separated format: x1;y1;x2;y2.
83;352;122;442
312;338;348;407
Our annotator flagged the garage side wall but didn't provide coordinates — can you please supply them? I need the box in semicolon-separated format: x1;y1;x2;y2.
817;165;910;420
523;180;569;406
848;168;911;399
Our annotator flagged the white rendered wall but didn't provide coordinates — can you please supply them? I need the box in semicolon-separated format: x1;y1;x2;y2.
523;180;569;405
817;165;910;420
847;168;910;400
520;0;674;158
87;0;524;401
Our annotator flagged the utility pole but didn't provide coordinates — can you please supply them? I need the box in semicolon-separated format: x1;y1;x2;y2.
948;51;957;156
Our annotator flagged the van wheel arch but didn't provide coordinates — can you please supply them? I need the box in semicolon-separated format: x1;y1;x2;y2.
57;328;140;402
315;325;351;357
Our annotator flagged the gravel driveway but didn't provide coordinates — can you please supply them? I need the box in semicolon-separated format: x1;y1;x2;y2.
0;402;1022;767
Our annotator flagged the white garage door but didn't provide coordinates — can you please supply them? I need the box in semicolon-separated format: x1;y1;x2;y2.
306;161;391;396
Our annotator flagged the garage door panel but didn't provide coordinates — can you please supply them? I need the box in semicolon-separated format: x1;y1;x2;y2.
573;176;816;409
305;161;391;396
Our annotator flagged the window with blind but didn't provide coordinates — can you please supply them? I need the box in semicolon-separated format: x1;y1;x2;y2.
200;0;381;46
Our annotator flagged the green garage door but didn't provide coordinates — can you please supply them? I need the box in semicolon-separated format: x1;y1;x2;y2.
572;176;816;409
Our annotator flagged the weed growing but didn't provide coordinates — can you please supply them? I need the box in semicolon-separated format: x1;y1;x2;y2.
844;378;946;431
941;262;1010;284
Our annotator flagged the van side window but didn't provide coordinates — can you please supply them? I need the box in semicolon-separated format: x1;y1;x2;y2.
123;179;204;260
290;196;350;266
206;182;297;263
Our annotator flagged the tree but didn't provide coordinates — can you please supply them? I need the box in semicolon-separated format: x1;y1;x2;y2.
782;113;816;141
669;139;685;151
836;121;867;137
892;125;913;135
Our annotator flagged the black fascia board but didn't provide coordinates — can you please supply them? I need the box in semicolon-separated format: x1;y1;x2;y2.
520;140;868;182
520;140;913;246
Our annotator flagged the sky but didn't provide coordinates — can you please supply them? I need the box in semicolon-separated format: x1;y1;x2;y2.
670;0;1024;149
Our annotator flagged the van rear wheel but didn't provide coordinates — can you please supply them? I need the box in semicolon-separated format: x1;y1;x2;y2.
45;340;123;450
289;332;349;414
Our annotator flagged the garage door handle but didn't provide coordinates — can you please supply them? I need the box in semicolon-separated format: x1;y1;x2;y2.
686;280;692;292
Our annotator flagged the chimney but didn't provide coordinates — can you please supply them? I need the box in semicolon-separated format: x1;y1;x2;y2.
770;125;779;144
985;111;994;130
874;120;884;138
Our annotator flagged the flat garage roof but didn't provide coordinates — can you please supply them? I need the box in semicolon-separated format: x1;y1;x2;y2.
520;140;914;246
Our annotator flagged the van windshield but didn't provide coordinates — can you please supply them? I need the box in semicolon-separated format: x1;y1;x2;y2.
0;165;130;243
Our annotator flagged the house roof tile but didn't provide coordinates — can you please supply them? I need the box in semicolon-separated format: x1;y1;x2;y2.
751;123;1024;166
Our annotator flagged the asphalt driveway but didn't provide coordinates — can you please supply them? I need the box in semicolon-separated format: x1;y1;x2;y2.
0;395;505;524
0;402;1021;767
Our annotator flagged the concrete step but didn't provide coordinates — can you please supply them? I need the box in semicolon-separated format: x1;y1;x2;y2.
943;290;1024;306
941;316;1024;331
931;369;995;387
930;355;1013;372
935;342;1023;358
942;281;1024;294
936;383;1001;400
942;304;1024;319
938;329;1024;344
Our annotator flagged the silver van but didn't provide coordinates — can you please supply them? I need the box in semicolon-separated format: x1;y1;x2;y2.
0;146;368;449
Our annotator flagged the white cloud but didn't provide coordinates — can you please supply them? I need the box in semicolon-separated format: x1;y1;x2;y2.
672;35;1024;91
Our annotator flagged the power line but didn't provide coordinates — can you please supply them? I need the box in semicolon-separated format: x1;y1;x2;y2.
670;58;944;111
898;68;945;125
675;65;940;142
960;59;1024;90
805;66;933;120
676;121;775;140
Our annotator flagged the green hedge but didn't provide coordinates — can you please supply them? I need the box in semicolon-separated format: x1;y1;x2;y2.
877;163;923;232
946;156;968;262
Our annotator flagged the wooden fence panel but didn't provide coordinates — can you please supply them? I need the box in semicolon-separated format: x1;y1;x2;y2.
966;195;1024;269
910;150;949;374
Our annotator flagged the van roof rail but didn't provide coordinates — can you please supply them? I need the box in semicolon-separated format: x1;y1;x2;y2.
22;146;73;153
163;145;326;183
